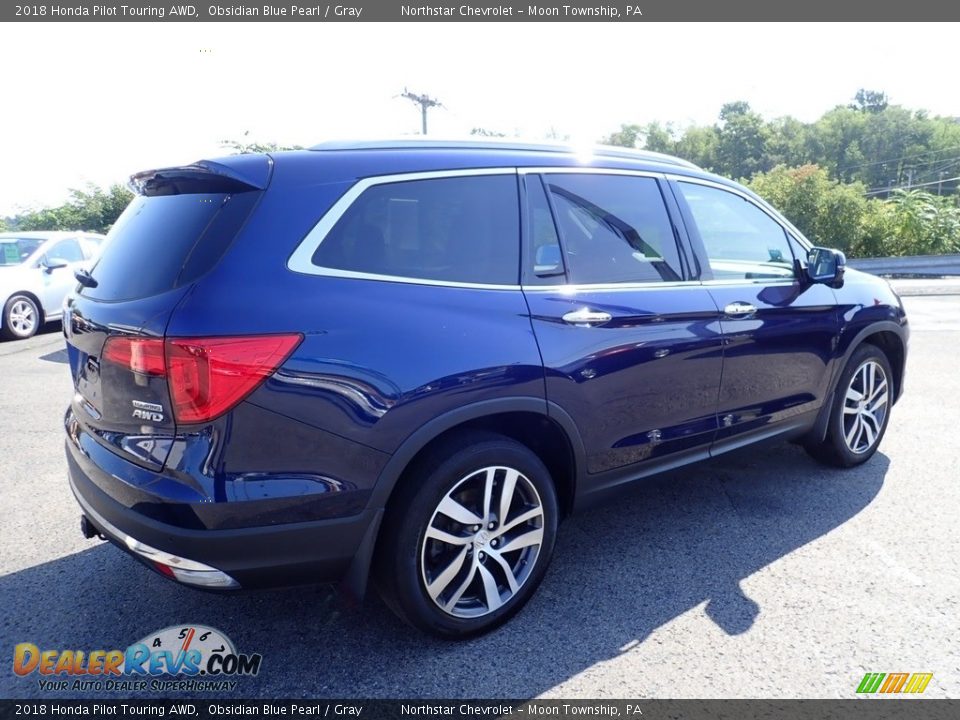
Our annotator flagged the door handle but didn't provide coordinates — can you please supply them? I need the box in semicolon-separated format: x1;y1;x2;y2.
723;302;757;318
562;308;612;327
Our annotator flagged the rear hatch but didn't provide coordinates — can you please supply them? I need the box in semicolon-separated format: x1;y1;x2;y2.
64;157;270;471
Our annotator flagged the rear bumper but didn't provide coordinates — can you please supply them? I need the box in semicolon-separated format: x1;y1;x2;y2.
66;438;378;590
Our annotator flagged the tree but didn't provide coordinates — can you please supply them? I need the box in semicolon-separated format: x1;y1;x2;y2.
714;101;771;180
851;89;889;114
14;184;133;233
220;131;304;154
601;123;644;148
749;165;868;254
470;127;506;137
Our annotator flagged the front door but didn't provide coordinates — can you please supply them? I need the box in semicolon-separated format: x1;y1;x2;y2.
671;179;840;446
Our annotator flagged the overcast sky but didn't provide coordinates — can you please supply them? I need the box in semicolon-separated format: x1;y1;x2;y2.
1;22;957;215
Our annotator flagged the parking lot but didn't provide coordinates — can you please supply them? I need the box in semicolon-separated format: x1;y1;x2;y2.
1;295;958;699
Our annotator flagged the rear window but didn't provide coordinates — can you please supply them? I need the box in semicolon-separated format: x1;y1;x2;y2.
83;192;259;301
311;174;520;285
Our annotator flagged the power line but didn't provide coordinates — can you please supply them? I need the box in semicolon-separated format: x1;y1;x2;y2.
864;174;960;196
839;144;960;173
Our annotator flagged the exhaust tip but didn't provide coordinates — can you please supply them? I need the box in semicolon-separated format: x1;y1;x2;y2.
80;514;102;540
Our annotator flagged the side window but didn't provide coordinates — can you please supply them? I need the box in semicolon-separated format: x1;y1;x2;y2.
542;174;683;285
523;175;564;284
311;174;520;285
45;238;84;264
677;183;796;281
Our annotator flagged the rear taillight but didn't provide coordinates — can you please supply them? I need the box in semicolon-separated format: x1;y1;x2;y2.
102;334;302;424
102;337;166;376
166;335;302;423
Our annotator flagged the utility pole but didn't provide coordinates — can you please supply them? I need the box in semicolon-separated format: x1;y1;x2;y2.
401;89;443;135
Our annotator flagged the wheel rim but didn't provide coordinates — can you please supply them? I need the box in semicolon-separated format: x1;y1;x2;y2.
420;465;545;619
9;299;36;336
842;360;889;454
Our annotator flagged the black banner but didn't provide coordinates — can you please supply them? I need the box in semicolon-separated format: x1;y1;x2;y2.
1;700;959;720
3;0;960;22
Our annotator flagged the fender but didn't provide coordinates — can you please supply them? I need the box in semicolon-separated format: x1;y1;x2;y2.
809;320;908;443
341;397;586;600
365;396;586;511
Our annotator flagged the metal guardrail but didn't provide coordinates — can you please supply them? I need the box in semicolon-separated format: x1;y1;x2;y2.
847;254;960;276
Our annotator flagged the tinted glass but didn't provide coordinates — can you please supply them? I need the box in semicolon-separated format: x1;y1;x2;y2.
677;182;796;280
0;238;43;266
543;174;682;284
46;238;84;263
312;175;520;285
524;175;565;284
83;192;259;301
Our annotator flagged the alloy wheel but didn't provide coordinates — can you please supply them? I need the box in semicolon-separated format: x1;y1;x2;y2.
9;299;37;336
420;465;545;619
842;359;889;454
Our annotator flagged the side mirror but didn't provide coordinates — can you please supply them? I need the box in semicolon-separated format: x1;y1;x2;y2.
806;247;846;286
41;258;68;273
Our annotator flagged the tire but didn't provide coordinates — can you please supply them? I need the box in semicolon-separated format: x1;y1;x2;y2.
1;294;41;340
805;343;894;468
374;431;559;639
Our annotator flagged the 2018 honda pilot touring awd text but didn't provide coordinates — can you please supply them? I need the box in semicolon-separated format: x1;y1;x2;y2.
64;140;907;637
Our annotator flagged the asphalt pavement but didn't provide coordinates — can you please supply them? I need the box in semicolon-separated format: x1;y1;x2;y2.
1;297;958;699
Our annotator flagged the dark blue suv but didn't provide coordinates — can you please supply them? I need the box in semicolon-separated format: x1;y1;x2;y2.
64;140;908;637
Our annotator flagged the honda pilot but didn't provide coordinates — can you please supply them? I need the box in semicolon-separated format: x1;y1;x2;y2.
64;140;908;638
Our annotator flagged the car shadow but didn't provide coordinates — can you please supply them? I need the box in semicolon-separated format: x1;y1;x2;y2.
1;443;888;699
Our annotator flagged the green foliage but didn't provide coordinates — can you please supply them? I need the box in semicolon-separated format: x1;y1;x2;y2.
470;127;506;137
13;184;133;234
850;89;889;114
884;190;960;255
749;165;868;254
602;91;960;256
220;131;304;154
747;165;960;257
606;91;960;196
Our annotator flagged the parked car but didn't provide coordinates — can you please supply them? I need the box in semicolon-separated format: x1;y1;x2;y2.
63;140;908;638
0;231;106;340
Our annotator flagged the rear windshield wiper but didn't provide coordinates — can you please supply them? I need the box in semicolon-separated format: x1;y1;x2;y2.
74;268;98;288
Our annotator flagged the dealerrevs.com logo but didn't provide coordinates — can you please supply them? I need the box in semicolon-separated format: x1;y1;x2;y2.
13;625;262;692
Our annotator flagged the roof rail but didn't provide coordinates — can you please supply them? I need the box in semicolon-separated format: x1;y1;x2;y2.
309;138;700;170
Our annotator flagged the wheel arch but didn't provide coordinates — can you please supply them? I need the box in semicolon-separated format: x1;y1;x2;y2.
809;321;907;444
342;397;585;599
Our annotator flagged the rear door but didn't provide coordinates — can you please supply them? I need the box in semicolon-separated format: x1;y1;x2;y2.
670;178;839;447
521;170;723;480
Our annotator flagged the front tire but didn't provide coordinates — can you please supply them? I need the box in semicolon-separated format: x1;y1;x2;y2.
805;343;893;467
2;294;41;340
374;431;558;638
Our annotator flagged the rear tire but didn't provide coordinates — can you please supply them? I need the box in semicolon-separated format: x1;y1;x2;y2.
2;294;40;340
374;431;558;639
805;343;893;468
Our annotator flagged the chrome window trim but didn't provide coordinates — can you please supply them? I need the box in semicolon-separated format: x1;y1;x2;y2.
521;280;701;293
520;278;798;294
519;166;664;179
700;278;799;287
667;173;814;252
287;167;522;290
